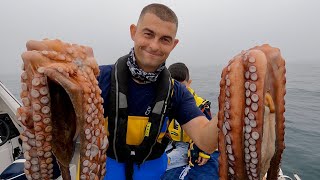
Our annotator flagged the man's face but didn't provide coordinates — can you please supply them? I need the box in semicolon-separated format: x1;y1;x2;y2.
130;13;179;72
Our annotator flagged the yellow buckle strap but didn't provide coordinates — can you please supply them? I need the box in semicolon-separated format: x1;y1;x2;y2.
199;152;210;159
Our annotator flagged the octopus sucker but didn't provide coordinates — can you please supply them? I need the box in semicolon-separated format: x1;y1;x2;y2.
18;39;108;180
218;44;286;180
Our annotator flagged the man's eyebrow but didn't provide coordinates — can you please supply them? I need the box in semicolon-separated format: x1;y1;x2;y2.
142;28;154;34
142;28;173;41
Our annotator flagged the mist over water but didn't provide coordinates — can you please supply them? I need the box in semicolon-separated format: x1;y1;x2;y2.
1;61;319;179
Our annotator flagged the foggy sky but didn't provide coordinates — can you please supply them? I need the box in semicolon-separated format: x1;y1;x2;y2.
0;0;319;76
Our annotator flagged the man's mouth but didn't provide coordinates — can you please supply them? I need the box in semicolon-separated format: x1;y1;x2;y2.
144;49;162;57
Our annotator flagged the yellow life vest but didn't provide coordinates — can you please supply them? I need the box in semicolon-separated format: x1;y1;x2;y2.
168;87;210;143
106;56;175;165
104;116;170;146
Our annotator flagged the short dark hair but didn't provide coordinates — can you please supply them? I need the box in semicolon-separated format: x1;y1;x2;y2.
139;3;178;29
168;62;189;82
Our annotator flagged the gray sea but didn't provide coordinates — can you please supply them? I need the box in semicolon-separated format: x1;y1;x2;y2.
1;62;319;179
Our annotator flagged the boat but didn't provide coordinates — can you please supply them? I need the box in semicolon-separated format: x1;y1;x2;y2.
0;81;301;180
0;81;24;177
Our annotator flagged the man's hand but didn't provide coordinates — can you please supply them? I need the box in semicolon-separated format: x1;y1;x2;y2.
188;141;211;166
196;156;209;166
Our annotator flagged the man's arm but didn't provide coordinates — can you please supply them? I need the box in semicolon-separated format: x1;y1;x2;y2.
181;114;218;154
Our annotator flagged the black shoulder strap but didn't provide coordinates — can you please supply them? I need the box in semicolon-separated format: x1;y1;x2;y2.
108;54;131;162
134;68;172;164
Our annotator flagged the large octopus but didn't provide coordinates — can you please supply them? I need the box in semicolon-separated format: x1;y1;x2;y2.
16;39;108;180
16;39;285;180
218;44;286;180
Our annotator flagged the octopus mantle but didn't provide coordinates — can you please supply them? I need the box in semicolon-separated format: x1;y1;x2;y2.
17;39;108;180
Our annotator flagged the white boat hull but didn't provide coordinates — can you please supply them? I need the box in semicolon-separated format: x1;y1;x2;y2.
0;81;23;174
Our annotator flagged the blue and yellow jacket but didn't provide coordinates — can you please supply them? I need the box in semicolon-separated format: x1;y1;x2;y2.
168;87;212;143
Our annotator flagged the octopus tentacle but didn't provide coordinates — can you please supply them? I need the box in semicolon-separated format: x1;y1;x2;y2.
18;39;108;179
218;44;286;180
32;72;54;180
219;58;247;179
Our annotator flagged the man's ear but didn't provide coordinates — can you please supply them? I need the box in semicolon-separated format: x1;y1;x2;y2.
130;24;137;41
187;79;192;86
172;39;179;49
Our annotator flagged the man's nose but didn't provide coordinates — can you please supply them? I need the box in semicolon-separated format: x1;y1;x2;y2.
149;39;160;51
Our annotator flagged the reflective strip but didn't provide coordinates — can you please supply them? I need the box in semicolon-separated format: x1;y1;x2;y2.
113;62;119;161
145;122;152;137
152;100;164;115
7;173;25;180
13;159;26;163
119;92;127;108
